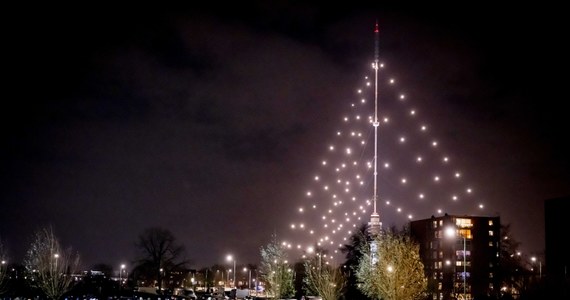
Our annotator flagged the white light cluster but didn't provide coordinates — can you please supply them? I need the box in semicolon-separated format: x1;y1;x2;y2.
283;55;485;261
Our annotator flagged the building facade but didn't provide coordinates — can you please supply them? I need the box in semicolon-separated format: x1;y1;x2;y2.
544;196;570;299
410;214;501;300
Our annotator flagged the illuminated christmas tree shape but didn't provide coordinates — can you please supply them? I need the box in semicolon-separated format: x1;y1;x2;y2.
283;34;486;261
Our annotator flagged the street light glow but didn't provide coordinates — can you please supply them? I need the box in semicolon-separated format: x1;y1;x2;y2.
226;254;236;287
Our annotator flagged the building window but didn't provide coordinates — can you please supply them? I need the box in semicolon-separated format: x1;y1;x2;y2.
438;282;442;290
489;241;493;246
489;272;493;278
488;220;493;226
430;241;440;249
489;230;494;236
456;218;473;228
433;220;438;228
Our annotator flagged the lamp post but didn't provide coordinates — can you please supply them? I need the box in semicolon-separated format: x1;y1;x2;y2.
445;227;466;300
119;264;126;294
226;255;236;287
531;256;542;279
53;253;59;275
227;269;231;287
243;268;251;289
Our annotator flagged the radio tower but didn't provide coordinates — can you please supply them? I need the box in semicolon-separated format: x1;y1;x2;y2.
368;21;382;238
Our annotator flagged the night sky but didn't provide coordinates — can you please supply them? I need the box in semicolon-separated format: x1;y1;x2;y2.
1;2;568;270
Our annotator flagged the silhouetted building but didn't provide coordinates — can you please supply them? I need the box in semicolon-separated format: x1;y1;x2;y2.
410;214;501;300
544;196;570;299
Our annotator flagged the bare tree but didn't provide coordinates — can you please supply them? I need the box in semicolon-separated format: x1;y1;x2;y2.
133;227;188;292
24;227;80;300
303;255;345;300
356;229;427;300
0;237;8;294
259;233;294;299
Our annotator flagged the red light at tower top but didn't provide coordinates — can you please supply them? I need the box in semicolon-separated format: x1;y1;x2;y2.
374;20;380;62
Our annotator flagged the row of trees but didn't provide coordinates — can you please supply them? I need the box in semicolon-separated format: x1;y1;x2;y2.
257;226;427;300
1;225;426;300
0;226;192;300
1;223;538;300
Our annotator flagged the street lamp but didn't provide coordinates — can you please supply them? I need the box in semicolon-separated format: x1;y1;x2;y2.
119;264;126;295
120;264;126;284
226;255;236;287
445;227;466;300
243;267;251;289
53;253;59;273
531;256;542;279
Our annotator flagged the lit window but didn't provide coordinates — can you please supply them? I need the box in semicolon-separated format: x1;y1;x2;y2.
489;230;494;236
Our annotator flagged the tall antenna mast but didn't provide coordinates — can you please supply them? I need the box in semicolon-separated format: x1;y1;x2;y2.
369;20;382;237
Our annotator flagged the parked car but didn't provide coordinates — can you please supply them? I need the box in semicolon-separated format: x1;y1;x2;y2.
194;291;212;300
208;291;229;300
173;288;197;300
